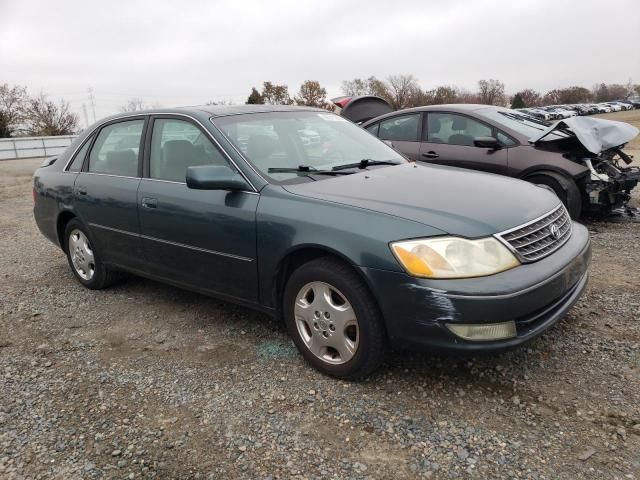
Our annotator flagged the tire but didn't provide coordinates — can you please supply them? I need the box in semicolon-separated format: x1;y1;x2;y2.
526;172;582;219
283;257;388;380
64;218;120;290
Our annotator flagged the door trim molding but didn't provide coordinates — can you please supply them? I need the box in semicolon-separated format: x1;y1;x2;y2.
88;222;254;262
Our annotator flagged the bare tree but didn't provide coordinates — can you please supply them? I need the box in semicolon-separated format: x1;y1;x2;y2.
341;78;369;96
341;76;391;100
478;79;506;106
386;74;421;109
0;83;28;137
120;97;148;112
295;80;329;108
423;85;459;105
541;89;561;106
24;94;79;136
514;89;542;107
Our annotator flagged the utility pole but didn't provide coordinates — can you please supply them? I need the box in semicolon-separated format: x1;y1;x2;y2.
87;87;96;122
82;104;89;128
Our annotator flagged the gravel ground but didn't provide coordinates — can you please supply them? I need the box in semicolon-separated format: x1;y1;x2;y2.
0;157;639;480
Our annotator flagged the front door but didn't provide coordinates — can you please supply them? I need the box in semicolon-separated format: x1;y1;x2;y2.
73;117;146;270
137;116;259;302
419;112;509;175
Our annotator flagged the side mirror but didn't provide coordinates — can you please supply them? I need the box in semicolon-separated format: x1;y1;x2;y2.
382;140;395;149
473;136;501;149
186;165;248;191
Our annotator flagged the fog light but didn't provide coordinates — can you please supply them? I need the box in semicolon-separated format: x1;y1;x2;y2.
446;321;517;341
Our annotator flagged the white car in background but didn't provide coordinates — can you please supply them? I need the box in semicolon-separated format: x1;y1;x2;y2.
598;103;622;113
608;101;632;111
549;107;577;118
532;109;553;120
596;103;613;113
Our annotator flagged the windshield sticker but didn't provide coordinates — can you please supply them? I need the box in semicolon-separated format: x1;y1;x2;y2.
317;113;347;122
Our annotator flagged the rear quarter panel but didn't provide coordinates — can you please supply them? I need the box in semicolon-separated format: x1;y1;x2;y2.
33;164;77;248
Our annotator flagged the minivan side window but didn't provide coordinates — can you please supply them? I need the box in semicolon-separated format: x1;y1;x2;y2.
88;120;144;177
427;113;492;146
149;119;228;183
67;137;92;172
379;114;420;142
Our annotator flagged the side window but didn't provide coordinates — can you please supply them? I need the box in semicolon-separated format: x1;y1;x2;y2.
88;120;144;176
496;131;516;146
150;119;228;182
379;114;420;142
365;123;379;136
427;113;492;146
67;136;92;172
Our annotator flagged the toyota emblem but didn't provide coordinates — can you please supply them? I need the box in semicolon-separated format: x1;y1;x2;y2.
549;224;560;240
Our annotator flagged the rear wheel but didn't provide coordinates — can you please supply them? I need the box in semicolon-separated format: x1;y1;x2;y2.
64;219;120;289
526;172;582;219
283;257;388;379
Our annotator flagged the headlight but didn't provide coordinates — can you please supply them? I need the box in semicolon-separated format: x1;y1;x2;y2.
390;237;520;279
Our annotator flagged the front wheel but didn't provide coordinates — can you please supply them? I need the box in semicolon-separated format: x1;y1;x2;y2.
526;172;582;219
283;257;388;379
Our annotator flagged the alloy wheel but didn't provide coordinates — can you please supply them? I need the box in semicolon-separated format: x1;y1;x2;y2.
294;281;359;365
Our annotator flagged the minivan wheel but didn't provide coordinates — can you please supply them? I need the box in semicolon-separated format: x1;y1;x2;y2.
64;219;119;289
283;257;388;379
526;172;582;219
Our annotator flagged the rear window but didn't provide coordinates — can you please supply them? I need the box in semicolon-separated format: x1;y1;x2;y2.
67;137;92;172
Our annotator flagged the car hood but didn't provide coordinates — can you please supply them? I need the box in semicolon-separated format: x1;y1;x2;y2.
529;116;639;154
282;163;560;238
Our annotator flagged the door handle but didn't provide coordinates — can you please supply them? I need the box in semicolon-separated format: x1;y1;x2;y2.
141;197;157;209
422;151;439;159
76;186;87;195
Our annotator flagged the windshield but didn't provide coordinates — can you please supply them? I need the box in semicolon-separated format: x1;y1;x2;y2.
478;109;570;141
212;111;405;182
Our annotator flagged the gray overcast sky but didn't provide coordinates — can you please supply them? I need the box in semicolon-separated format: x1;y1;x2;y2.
1;0;639;123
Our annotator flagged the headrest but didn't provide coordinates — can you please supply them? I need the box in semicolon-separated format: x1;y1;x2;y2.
429;118;441;133
451;117;467;130
163;140;197;163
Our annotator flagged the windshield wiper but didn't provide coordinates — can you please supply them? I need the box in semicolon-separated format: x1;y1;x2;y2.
268;165;352;176
331;159;402;171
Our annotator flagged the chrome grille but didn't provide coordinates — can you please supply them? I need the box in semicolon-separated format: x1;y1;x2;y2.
497;205;572;262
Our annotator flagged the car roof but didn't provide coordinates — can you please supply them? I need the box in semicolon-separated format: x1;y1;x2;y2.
361;104;503;125
184;104;325;117
86;104;330;129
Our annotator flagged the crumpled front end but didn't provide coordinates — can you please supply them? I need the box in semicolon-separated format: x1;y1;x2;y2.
531;116;640;216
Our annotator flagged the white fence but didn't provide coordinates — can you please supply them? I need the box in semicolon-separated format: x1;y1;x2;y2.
0;135;78;160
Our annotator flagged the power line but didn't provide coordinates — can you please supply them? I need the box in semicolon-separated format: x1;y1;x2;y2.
87;87;96;122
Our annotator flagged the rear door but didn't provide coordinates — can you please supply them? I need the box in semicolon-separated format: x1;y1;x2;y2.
137;115;259;301
73;117;147;270
419;112;509;175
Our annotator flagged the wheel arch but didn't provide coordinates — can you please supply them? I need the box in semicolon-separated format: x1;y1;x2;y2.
519;165;588;183
271;245;381;320
56;210;77;252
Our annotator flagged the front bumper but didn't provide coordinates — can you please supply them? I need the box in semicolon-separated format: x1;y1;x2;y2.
362;222;591;352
